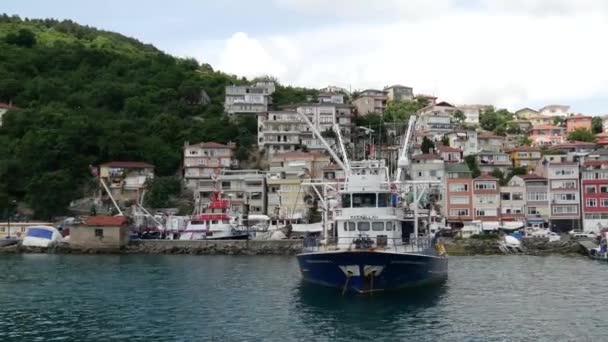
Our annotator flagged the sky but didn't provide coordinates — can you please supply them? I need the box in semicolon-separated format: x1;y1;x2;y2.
4;0;608;114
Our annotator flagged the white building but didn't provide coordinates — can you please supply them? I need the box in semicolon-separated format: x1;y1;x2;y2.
183;141;237;191
445;130;478;157
384;85;414;102
224;81;275;117
457;105;491;125
539;104;570;117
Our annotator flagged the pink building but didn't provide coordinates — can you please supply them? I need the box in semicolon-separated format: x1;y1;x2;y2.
530;125;566;146
438;146;462;163
565;114;592;132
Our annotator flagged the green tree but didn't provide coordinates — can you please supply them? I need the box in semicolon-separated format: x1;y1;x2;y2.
421;136;435;154
553;116;565;126
464;155;481;178
518;136;533;146
384;96;429;122
453;110;465;123
491;168;507;186
144;177;181;208
567;128;596;142
592;116;603;134
441;135;450;147
25;171;77;219
4;28;37;48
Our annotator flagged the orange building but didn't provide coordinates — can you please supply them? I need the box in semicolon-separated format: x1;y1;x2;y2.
564;114;592;132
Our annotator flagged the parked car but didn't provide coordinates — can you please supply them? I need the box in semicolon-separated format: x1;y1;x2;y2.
569;230;596;239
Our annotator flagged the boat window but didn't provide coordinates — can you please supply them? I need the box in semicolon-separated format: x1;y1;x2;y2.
343;222;348;231
378;193;390;207
348;222;356;231
358;222;370;231
372;222;384;231
211;220;218;224
341;194;351;208
352;193;376;208
386;221;393;231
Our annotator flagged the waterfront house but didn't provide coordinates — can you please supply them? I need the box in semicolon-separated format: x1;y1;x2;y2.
565;114;592;132
183;141;237;192
70;215;129;250
215;169;267;215
417;102;457;135
257;110;305;157
507;146;542;171
539;104;570;117
581;160;608;232
530;125;566;146
522;174;550;228
445;130;478;156
384;85;414;102
224;81;275;118
352;89;388;115
411;154;445;182
98;161;154;206
534;157;581;232
266;151;329;222
445;163;473;228
477;150;511;174
500;176;526;222
478;133;505;153
473;174;500;222
511;119;533;132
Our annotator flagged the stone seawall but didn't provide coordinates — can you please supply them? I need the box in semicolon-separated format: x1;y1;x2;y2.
125;239;303;255
0;239;305;255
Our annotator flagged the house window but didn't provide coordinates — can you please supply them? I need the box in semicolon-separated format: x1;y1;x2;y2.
475;182;496;190
527;192;547;201
528;207;539;215
449;209;469;216
449;183;469;192
552;206;577;214
476;195;496;204
95;229;104;238
450;196;469;205
601;199;608;207
221;181;231;189
587;199;598;207
601;186;608;193
513;193;524;200
586;185;597;194
553;194;577;201
501;193;511;201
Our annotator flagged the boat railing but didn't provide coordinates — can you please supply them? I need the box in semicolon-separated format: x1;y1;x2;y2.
302;235;436;254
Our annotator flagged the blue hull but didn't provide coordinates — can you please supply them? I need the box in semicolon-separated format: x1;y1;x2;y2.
297;251;447;294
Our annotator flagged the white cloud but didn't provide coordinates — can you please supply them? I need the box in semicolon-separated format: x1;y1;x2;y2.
189;2;608;112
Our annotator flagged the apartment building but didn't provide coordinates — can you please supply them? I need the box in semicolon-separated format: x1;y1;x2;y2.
530;125;566;146
581;160;608;232
384;85;414;102
507;146;542;171
565;114;592;132
224;81;275;117
477;150;511;174
500;176;526;222
477;134;505;153
522;174;550;228
535;157;581;232
514;107;539;120
539;104;570;117
438;146;462;164
183;141;237;191
473;174;500;222
218;170;267;215
352;89;388;115
457;104;491;125
445;163;473;226
445;130;478;157
257;111;304;157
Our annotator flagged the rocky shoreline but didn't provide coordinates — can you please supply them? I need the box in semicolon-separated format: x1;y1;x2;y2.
0;237;589;256
443;237;587;256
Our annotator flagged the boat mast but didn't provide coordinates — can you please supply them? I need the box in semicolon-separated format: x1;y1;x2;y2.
394;115;417;183
297;112;349;173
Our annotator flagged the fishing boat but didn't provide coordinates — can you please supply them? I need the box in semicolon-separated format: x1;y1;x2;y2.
295;115;448;294
22;226;64;247
180;192;249;240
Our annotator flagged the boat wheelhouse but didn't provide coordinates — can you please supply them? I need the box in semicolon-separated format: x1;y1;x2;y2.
180;192;248;240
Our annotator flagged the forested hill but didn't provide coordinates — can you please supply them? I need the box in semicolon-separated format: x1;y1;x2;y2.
0;15;267;218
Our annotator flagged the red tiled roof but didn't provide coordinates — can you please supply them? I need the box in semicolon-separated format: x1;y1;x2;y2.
584;161;608;167
100;161;154;168
85;215;128;226
521;174;546;180
474;174;498;181
565;114;592;121
412;153;442;160
438;146;461;153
